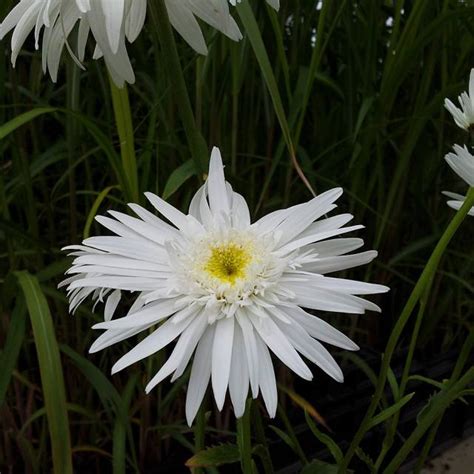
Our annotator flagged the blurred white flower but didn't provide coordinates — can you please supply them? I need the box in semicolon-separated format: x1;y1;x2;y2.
0;0;242;86
444;68;474;131
62;147;388;425
443;144;474;216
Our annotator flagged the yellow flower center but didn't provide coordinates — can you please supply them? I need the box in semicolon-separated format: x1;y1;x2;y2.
204;243;251;285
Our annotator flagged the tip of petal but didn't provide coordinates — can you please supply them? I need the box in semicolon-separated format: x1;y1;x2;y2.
348;341;360;351
210;146;223;168
89;343;100;354
111;361;125;375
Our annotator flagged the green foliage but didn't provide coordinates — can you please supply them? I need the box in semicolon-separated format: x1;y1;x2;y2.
0;298;27;406
15;272;73;474
185;443;240;467
301;459;353;474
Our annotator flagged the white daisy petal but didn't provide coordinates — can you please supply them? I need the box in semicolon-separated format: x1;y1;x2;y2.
211;316;235;410
284;305;359;351
208;147;231;217
110;315;193;374
444;68;474;131
145;310;208;392
274;317;344;382
236;311;260;398
93;298;182;330
104;289;121;321
186;325;215;426
255;332;277;418
276;188;343;245
229;324;249;418
444;144;474;187
249;312;313;381
443;144;474;216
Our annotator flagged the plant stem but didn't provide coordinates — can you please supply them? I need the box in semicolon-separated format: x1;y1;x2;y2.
413;414;443;473
374;277;433;470
149;0;208;176
109;78;139;202
338;187;474;473
384;367;474;473
237;399;253;474
66;56;80;241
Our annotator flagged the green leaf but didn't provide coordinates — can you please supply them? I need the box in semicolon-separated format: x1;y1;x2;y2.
185;444;240;468
113;375;137;474
368;393;415;428
237;1;314;195
268;425;296;452
387;367;400;400
0;107;57;140
83;185;119;239
355;447;376;473
304;411;343;464
16;271;73;474
162;159;197;199
0;298;27;407
60;344;122;419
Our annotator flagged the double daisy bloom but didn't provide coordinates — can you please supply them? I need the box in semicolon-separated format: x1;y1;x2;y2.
61;148;388;424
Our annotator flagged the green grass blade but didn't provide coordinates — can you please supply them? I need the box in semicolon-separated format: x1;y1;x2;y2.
0;297;27;407
0;107;57;140
83;185;119;239
109;80;139;202
16;271;73;474
237;1;314;196
113;375;137;474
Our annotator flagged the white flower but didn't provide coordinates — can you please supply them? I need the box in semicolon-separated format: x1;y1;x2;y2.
0;0;242;86
444;68;474;131
442;144;474;216
62;147;389;425
442;191;474;216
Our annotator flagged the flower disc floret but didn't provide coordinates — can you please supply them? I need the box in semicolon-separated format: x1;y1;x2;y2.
204;242;251;284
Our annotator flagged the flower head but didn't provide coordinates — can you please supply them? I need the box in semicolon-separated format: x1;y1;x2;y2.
62;147;389;425
0;0;243;86
444;68;474;131
442;144;474;215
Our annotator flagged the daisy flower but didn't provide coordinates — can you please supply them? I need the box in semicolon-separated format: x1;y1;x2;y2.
0;0;242;86
444;68;474;131
442;144;474;216
62;147;389;425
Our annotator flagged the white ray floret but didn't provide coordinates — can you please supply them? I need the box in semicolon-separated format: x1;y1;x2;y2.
442;144;474;216
445;68;474;131
0;0;243;86
62;146;389;425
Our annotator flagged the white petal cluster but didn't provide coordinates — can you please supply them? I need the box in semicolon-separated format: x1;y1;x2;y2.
444;69;474;131
442;144;474;216
0;0;279;86
0;0;147;86
62;147;389;425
